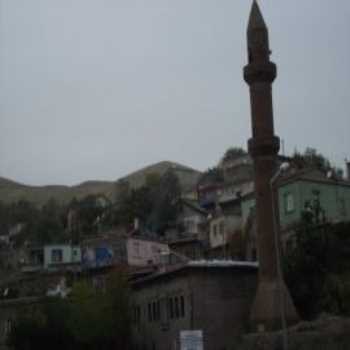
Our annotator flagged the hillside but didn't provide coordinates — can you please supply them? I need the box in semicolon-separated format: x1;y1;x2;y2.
0;161;201;206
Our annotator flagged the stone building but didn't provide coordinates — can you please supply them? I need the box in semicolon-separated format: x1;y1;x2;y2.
131;260;257;350
0;297;43;350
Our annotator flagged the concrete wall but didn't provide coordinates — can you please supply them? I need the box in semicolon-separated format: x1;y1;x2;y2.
127;238;169;267
131;267;257;350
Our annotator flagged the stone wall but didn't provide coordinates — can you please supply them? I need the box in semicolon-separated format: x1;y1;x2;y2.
231;316;350;350
0;297;43;350
131;266;257;350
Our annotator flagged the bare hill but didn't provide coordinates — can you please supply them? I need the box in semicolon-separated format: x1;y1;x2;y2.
0;161;201;206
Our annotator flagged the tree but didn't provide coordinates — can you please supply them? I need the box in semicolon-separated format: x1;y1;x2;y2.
222;147;247;163
292;147;331;171
111;170;181;234
147;170;181;234
35;198;65;244
284;217;350;320
8;270;133;350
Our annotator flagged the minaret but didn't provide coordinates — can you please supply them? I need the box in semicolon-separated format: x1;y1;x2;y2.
243;1;299;330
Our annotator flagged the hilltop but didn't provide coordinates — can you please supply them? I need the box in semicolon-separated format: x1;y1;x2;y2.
0;161;201;206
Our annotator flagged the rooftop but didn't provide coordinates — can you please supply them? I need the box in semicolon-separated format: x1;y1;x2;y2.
132;259;258;287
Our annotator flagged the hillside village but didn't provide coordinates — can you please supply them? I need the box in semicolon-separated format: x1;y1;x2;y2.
1;1;350;349
1;146;350;349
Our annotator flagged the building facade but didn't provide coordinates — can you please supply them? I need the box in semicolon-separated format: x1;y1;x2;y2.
0;297;43;350
43;244;81;269
131;261;257;350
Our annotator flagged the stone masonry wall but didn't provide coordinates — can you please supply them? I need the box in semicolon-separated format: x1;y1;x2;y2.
131;267;257;350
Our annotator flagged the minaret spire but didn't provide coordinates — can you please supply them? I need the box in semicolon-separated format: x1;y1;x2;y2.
243;1;299;331
247;0;270;64
248;1;267;30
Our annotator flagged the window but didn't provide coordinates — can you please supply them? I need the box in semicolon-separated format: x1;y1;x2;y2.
51;249;63;263
152;302;156;321
252;249;257;261
339;198;347;216
174;297;179;318
180;296;185;317
213;224;217;237
133;305;141;324
4;319;12;336
169;298;174;319
134;242;140;257
156;300;160;321
285;193;294;213
148;303;152;322
219;221;225;235
166;296;185;320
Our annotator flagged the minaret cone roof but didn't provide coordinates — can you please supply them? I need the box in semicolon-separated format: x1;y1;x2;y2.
248;0;267;30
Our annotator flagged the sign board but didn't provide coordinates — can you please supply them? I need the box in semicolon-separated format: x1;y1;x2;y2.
180;330;203;350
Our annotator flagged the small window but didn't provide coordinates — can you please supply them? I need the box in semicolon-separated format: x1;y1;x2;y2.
4;319;12;335
51;249;63;263
219;221;225;235
285;193;295;213
134;242;140;257
213;224;217;237
252;249;257;261
156;300;160;321
339;198;347;216
180;296;185;317
174;297;179;318
137;306;141;323
148;303;152;322
169;298;174;319
152;302;156;321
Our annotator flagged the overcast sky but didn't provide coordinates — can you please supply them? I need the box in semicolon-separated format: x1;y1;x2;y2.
1;0;349;186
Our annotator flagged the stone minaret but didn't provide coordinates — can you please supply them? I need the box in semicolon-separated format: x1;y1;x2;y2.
243;1;299;330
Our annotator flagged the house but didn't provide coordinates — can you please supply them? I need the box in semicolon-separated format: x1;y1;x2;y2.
277;169;350;228
126;236;170;267
81;232;170;269
197;183;224;209
240;168;350;253
43;244;81;270
177;199;208;237
218;181;254;216
131;260;258;350
207;208;242;259
168;236;205;261
219;154;254;185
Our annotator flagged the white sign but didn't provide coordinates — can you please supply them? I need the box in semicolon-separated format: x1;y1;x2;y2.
180;330;204;350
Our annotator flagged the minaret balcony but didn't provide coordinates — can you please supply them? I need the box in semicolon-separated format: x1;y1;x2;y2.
244;61;277;84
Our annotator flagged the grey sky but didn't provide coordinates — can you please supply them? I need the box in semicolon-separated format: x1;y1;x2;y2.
1;0;349;186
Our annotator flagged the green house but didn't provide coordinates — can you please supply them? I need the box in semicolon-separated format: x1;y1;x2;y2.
241;169;350;230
